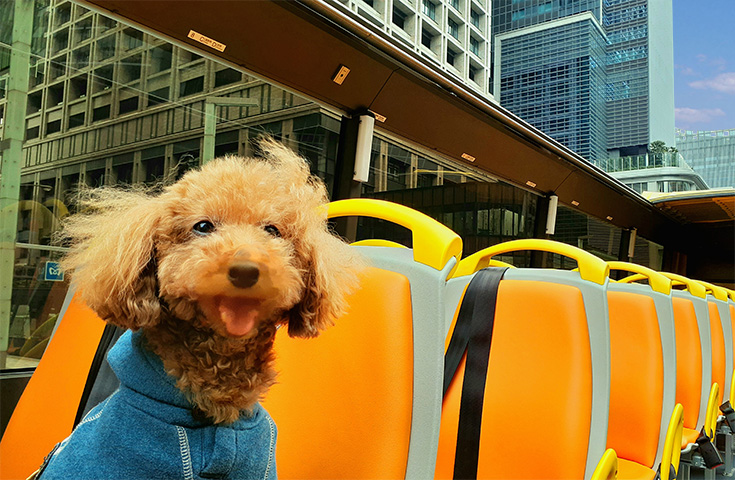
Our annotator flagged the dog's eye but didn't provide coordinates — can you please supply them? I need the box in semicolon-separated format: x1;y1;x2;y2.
263;225;281;237
193;220;216;235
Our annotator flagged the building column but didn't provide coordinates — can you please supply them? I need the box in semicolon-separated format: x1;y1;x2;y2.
530;194;551;268
332;113;369;241
0;0;33;368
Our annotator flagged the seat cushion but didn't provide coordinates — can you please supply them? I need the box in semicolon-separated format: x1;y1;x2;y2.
617;459;657;480
681;427;700;449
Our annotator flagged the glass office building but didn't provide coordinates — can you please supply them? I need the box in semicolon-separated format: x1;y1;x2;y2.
491;0;675;163
494;13;608;164
676;129;735;189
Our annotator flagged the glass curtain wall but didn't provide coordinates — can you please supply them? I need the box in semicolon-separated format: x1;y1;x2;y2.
0;0;631;373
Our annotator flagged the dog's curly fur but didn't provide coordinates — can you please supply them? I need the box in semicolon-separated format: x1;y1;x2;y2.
60;139;363;424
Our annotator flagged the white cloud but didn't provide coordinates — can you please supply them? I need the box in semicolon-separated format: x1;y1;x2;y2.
675;107;726;125
689;72;735;93
675;64;697;76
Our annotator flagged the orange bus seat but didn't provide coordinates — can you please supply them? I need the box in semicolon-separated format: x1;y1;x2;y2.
0;292;106;480
607;262;677;473
263;267;414;479
437;240;611;480
436;277;607;480
606;290;663;477
709;301;727;408
672;296;705;448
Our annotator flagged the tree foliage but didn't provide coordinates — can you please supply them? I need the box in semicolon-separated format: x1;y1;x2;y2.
649;140;678;154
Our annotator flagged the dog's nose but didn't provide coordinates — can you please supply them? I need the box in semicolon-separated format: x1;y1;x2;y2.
227;262;260;289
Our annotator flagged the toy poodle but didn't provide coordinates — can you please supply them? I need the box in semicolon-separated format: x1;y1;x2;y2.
35;139;363;479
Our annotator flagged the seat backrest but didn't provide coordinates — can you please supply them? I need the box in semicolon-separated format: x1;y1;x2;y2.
437;240;610;480
699;281;733;403
324;199;463;479
708;300;727;406
263;266;414;479
609;262;675;469
606;286;665;469
671;296;704;431
664;273;712;430
0;292;106;480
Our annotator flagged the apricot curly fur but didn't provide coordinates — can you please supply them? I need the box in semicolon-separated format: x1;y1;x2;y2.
59;139;364;424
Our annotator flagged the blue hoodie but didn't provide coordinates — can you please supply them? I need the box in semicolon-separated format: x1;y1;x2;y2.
38;330;277;480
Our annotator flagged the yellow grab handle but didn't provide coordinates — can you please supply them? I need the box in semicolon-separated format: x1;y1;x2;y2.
656;272;707;299
660;403;684;480
451;239;609;285
705;382;720;438
727;289;735;302
590;449;618;480
350;239;408;249
606;261;672;295
326;199;463;272
696;280;729;302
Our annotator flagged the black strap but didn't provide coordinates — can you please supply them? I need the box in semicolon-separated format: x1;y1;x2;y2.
443;267;508;480
695;427;723;469
73;324;123;426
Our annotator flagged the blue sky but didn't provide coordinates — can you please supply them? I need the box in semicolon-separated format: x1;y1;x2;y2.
673;1;735;132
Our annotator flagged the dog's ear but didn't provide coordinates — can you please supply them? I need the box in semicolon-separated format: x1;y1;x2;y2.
61;191;163;330
286;227;363;338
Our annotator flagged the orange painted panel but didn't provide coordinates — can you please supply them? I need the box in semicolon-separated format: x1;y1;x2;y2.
263;267;414;479
436;280;592;480
0;294;106;480
606;292;663;468
672;297;703;429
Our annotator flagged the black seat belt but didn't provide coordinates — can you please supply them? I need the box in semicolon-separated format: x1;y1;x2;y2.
443;267;508;480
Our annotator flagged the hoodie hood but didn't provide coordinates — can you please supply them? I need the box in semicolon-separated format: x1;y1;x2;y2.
108;330;264;429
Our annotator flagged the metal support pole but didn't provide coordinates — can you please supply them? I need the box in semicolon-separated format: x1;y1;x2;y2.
202;97;259;164
202;101;216;164
0;0;33;368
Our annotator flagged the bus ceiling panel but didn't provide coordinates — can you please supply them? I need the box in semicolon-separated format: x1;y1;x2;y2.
80;0;683;246
368;69;573;194
81;0;397;112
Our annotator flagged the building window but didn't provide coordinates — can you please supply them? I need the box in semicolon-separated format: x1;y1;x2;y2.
392;7;407;30
447;18;459;39
470;9;481;29
147;87;169;107
469;36;480;56
422;0;436;21
421;28;435;49
92;104;110;122
118;96;139;114
180;76;204;97
469;65;478;82
215;68;242;88
449;0;460;11
447;48;457;67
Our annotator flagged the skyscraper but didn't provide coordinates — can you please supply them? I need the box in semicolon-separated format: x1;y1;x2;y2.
491;0;675;165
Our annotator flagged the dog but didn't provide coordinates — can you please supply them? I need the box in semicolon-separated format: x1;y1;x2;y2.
36;139;363;479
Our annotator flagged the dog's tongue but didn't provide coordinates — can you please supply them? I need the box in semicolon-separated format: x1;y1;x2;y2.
218;297;261;337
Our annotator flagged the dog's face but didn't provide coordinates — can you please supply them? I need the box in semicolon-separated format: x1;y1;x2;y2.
155;156;310;338
62;141;360;339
